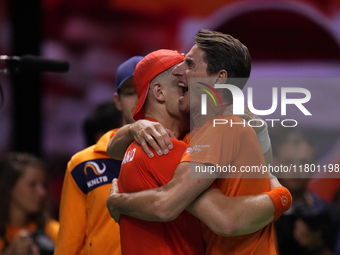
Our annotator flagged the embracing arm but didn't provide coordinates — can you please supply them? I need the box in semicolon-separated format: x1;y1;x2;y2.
183;172;289;237
187;189;274;236
107;166;291;237
107;161;291;231
107;120;174;160
107;124;134;160
107;161;216;221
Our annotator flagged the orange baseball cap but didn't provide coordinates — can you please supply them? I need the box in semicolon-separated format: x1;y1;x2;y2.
132;49;185;121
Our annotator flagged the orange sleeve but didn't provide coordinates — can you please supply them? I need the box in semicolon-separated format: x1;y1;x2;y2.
180;117;238;167
53;162;87;255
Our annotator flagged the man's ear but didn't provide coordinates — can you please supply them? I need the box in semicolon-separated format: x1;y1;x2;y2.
151;82;165;102
113;92;122;111
215;70;228;84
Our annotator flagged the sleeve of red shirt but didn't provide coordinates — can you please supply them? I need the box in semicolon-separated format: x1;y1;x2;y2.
147;138;188;186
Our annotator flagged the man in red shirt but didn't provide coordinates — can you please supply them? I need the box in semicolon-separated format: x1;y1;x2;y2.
117;49;206;254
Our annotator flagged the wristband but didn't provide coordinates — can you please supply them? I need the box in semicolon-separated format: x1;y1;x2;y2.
266;186;292;221
257;123;271;153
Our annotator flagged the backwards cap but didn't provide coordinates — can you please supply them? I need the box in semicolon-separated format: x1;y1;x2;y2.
116;56;144;89
132;49;185;121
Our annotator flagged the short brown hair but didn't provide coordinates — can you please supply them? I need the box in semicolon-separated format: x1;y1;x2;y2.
195;29;251;89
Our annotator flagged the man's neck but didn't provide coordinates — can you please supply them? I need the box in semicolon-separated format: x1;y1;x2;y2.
144;112;189;139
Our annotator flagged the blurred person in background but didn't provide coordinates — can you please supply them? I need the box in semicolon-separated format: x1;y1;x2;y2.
333;188;340;210
53;56;143;255
82;101;122;147
47;100;123;223
271;127;340;255
0;152;59;255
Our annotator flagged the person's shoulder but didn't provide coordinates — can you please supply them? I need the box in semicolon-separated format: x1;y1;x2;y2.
170;137;187;147
98;128;119;143
142;138;187;172
121;141;147;163
67;147;114;175
130;138;187;156
67;145;97;170
68;129;120;170
132;138;187;163
165;138;188;156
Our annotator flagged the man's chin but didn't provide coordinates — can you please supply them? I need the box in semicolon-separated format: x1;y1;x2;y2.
179;104;189;115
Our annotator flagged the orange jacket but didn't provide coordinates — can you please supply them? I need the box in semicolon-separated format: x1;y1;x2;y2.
54;129;121;255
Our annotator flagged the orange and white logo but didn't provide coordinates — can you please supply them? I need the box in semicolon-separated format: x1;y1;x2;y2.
84;161;106;175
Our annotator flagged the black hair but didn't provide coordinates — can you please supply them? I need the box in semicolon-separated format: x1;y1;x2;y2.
82;101;122;146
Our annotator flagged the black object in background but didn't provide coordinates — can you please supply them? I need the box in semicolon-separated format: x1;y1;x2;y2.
9;0;42;156
0;55;69;74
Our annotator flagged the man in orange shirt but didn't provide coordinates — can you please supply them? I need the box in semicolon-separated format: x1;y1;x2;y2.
174;30;276;255
107;30;292;254
54;56;143;255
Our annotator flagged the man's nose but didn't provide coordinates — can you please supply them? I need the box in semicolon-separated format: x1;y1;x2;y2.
172;62;183;76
